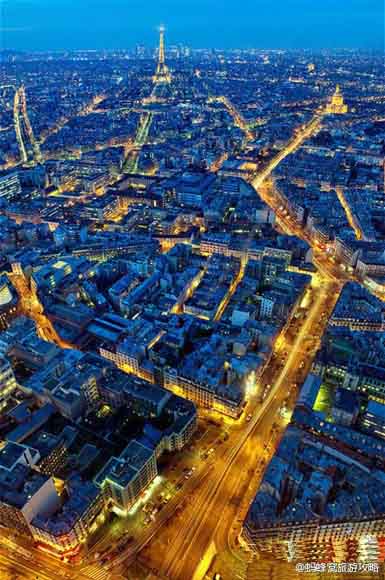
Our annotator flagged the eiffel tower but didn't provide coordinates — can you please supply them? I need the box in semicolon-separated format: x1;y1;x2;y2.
153;25;171;84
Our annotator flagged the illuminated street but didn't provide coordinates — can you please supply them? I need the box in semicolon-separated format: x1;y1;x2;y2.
124;111;153;173
334;186;365;241
8;272;73;349
208;96;254;141
13;85;42;166
13;86;28;165
129;276;341;579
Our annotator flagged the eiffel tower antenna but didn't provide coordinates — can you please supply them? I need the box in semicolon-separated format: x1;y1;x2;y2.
153;25;171;84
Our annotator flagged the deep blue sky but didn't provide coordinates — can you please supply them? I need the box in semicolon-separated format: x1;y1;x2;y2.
1;0;384;51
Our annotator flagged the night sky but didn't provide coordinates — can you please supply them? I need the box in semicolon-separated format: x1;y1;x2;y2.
1;0;384;51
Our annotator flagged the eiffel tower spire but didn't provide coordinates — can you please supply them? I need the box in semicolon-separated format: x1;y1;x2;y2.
153;25;171;84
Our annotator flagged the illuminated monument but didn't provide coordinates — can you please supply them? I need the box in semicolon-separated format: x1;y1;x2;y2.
326;85;348;114
153;26;171;84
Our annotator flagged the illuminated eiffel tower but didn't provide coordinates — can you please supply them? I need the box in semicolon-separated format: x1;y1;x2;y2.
153;25;171;84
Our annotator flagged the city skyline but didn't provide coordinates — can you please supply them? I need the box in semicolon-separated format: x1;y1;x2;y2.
1;0;384;51
0;4;385;580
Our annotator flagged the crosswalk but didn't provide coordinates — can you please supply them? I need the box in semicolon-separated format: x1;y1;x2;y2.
81;564;110;580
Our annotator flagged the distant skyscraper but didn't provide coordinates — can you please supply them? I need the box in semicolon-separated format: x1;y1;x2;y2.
135;44;146;58
153;26;171;84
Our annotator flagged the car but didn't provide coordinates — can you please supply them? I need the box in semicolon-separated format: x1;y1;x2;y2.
246;414;252;422
142;502;153;513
